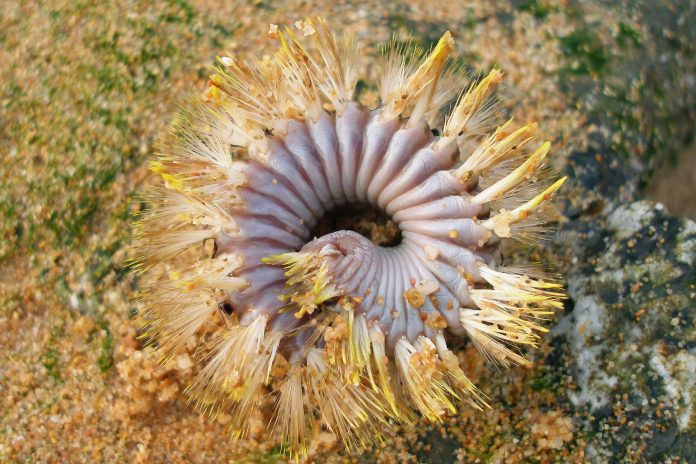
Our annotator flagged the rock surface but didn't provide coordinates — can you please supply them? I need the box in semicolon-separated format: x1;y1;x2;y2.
556;201;696;461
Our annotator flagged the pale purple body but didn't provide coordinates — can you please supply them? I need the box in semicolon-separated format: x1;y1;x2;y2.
217;104;494;351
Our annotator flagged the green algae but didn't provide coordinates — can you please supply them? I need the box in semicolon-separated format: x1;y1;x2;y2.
558;28;610;76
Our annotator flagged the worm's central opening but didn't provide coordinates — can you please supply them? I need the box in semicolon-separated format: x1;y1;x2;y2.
310;203;402;247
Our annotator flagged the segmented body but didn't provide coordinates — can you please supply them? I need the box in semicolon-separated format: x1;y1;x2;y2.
133;18;565;455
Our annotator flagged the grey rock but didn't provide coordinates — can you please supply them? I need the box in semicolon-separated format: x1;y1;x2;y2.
555;200;696;461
